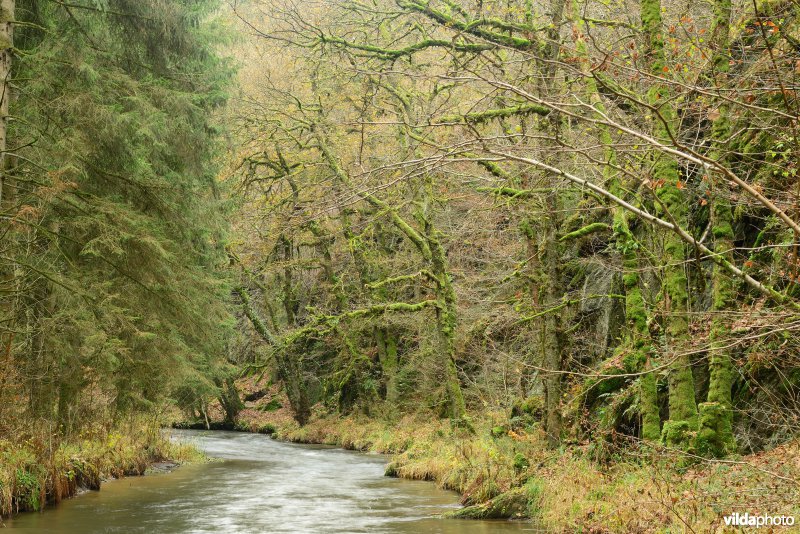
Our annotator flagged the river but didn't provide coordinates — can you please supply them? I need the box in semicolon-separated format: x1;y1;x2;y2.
4;429;534;532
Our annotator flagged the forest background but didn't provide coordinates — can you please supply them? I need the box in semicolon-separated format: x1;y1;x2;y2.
1;0;800;531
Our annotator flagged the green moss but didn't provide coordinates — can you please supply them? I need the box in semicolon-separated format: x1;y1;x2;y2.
257;423;277;434
513;453;530;472
640;370;661;441
640;0;698;441
622;272;638;287
559;222;612;242
519;218;536;240
442;102;549;124
695;402;734;457
444;486;530;519
491;425;508;438
621;349;646;372
667;359;698;428
711;220;734;240
641;0;665;68
511;395;544;419
662;419;693;449
702;320;736;456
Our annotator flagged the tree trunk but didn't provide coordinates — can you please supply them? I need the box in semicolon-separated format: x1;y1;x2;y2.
539;0;567;449
279;235;297;325
0;0;12;206
217;376;244;424
641;0;697;447
696;0;736;457
236;285;310;425
426;215;466;420
569;0;661;440
375;326;400;404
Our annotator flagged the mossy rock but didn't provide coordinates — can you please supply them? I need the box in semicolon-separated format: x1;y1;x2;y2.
513;453;529;472
450;416;475;434
490;425;508;438
384;462;399;477
510;395;544;429
257;399;283;412
511;395;544;419
257;423;276;435
445;487;530;520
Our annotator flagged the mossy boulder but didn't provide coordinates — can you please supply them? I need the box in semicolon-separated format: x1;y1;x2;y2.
491;425;508;438
444;487;529;520
510;395;544;429
511;395;544;418
513;453;529;472
257;423;277;435
257;399;283;412
450;416;475;434
384;462;399;477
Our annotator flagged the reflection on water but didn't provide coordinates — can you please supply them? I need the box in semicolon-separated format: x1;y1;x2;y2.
5;429;538;533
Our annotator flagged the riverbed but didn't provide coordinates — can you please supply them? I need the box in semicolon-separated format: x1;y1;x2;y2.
4;429;534;532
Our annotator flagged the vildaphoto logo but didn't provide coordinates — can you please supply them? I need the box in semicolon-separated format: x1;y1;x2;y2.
723;512;795;528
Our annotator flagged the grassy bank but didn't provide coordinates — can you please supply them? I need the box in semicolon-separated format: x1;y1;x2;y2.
204;381;800;533
0;418;203;517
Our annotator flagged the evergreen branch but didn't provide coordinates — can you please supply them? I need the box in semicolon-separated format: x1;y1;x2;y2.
49;1;158;21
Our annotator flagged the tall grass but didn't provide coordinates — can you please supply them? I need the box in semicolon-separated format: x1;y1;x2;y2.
0;418;202;517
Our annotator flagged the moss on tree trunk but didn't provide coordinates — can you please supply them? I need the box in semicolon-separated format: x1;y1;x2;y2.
695;0;736;457
642;0;697;447
568;0;662;440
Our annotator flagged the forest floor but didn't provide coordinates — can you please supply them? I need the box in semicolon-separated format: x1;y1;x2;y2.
0;418;203;518
188;376;800;533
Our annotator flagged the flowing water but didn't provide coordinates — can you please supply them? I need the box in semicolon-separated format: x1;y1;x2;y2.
4;429;535;533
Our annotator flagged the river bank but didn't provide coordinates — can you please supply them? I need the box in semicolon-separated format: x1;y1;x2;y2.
191;379;800;533
0;418;203;518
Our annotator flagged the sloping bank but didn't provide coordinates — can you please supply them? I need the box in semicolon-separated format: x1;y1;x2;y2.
0;419;202;518
178;384;800;533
